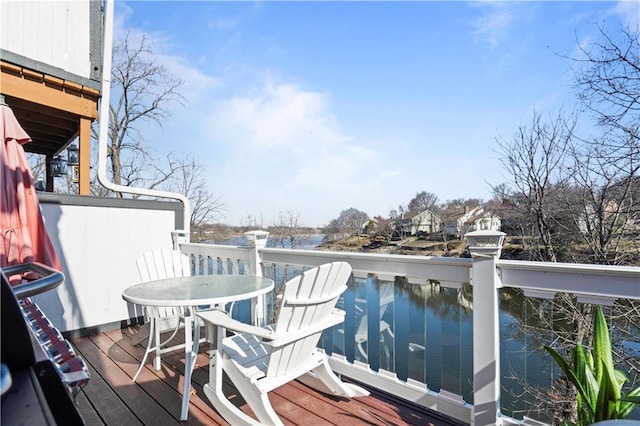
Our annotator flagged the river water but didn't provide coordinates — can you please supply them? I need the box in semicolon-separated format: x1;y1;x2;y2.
206;235;639;422
207;234;325;250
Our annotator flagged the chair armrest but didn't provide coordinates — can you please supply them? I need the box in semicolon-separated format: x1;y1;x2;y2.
267;309;345;348
197;309;346;348
196;310;275;340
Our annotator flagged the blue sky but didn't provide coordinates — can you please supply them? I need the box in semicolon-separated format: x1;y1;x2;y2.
114;1;639;227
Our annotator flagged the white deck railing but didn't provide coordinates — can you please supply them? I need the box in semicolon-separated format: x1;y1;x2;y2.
179;231;640;426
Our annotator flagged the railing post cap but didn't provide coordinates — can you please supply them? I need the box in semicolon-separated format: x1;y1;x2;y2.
465;230;505;258
244;230;270;241
245;230;270;248
171;229;190;247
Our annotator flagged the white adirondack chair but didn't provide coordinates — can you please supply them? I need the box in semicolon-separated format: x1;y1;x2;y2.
131;249;193;380
132;249;191;343
197;261;369;426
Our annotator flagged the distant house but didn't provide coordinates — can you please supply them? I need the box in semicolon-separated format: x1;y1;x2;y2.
361;218;378;235
578;200;640;235
394;210;441;237
444;206;501;237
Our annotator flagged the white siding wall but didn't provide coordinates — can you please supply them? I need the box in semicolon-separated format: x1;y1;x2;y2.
34;202;176;332
1;1;92;78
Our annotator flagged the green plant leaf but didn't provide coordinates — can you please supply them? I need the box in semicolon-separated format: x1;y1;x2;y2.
545;305;639;424
595;360;617;421
621;395;640;404
573;344;598;412
544;345;595;414
586;350;594;372
613;369;629;388
592;306;617;394
619;387;640;417
583;364;599;415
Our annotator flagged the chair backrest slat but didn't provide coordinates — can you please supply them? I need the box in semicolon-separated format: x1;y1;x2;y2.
137;249;190;283
267;262;351;377
136;249;191;318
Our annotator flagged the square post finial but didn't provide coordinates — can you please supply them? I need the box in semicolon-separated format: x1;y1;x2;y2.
466;230;505;259
244;230;269;249
172;230;190;250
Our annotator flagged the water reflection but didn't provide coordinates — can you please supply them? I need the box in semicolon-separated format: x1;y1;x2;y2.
262;264;639;422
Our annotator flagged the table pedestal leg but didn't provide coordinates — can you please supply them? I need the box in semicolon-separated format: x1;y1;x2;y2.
210;323;222;391
153;315;161;370
180;307;200;421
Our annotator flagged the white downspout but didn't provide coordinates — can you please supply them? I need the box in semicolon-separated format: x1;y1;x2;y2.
97;0;191;240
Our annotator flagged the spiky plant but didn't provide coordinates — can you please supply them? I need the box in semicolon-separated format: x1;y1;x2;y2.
544;306;640;425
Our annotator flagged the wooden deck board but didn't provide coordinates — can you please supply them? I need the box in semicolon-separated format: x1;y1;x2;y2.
71;326;462;426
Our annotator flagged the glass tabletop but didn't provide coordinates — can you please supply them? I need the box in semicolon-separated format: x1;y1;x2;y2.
122;275;274;307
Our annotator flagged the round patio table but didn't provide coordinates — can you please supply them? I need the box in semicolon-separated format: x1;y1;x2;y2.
122;274;274;421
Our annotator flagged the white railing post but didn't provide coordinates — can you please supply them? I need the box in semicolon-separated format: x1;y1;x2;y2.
244;230;269;277
171;230;190;250
466;230;506;426
244;230;269;326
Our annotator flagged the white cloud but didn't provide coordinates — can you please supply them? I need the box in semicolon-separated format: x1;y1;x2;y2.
157;53;220;102
210;81;344;150
114;5;219;101
215;81;368;151
202;78;395;225
612;0;640;28
113;3;133;38
109;2;506;226
472;2;516;47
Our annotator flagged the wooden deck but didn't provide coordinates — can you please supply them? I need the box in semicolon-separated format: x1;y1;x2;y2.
71;325;463;425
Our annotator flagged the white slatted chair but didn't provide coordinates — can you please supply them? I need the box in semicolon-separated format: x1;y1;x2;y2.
197;261;369;426
131;249;192;381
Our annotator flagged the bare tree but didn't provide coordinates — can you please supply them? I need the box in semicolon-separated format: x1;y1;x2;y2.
100;31;185;193
440;198;482;212
503;26;640;422
496;110;577;262
407;191;439;213
563;136;640;265
269;210;311;249
240;213;264;230
573;23;640;138
26;153;47;188
370;215;395;244
389;204;408;220
324;208;369;244
566;23;640;265
164;156;224;240
340;208;369;238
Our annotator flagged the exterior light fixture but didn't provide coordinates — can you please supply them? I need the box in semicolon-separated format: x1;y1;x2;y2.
465;230;506;258
67;143;79;166
49;155;68;177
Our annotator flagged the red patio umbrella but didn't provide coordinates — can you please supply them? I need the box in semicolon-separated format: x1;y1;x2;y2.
1;101;62;279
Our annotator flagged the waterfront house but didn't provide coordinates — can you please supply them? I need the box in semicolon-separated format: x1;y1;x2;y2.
394;209;442;237
444;206;502;237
